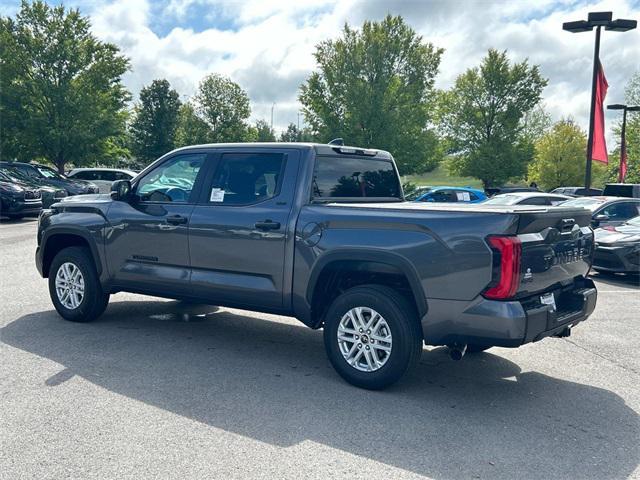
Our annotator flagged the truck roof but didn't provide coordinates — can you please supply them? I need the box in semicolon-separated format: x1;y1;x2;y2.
174;142;393;160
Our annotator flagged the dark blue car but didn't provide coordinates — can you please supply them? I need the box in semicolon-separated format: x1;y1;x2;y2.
414;186;487;203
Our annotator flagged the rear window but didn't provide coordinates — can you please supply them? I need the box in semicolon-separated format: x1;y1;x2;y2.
312;156;401;200
603;184;637;198
560;197;605;211
484;194;522;205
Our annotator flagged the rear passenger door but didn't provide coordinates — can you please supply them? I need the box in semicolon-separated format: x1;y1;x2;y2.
188;148;300;310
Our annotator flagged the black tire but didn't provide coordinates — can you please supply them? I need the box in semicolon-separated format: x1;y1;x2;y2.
466;344;491;353
48;246;110;322
323;285;422;390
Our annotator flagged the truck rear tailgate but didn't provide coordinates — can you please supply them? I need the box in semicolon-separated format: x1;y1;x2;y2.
515;207;594;299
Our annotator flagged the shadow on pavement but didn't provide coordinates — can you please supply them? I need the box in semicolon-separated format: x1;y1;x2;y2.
2;300;638;479
591;271;640;288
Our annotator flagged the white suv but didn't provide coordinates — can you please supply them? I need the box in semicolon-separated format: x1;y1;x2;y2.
67;168;137;193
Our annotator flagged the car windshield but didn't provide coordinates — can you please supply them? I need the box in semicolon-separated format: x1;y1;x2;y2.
37;166;65;179
560;197;605;211
483;194;522;205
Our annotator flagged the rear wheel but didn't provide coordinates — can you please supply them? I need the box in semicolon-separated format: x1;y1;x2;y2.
323;285;422;390
48;246;109;322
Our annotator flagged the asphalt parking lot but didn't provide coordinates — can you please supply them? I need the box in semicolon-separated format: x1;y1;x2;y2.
1;216;639;480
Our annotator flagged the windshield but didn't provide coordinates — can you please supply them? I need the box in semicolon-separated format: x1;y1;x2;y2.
37;166;65;179
484;194;521;205
560;197;605;211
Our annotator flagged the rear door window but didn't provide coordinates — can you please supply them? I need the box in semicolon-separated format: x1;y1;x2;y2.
312;156;401;200
206;152;285;205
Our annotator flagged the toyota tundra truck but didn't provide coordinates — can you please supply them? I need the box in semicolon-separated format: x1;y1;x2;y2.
36;143;597;389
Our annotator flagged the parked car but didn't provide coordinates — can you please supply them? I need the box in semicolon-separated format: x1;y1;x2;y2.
602;183;640;198
560;196;640;229
482;191;572;206
550;186;603;197
0;176;43;219
0;167;67;208
414;186;487;203
593;215;640;274
485;186;539;197
0;162;100;196
403;185;432;201
67;168;137;193
36;142;597;389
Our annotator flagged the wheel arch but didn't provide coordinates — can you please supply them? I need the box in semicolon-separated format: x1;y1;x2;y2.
306;250;427;329
41;229;102;278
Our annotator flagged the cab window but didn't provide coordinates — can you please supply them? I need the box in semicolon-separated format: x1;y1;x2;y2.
207;153;285;205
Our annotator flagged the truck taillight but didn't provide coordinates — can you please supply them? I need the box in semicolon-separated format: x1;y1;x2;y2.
483;236;521;300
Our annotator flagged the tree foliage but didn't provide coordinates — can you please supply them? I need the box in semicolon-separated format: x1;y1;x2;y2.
279;123;315;142
193;73;252;142
253;119;276;142
527;120;587;190
442;49;547;187
129;79;181;164
0;1;130;172
299;15;444;175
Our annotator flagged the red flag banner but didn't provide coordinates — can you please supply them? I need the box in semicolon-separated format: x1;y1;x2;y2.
591;61;608;164
619;133;628;182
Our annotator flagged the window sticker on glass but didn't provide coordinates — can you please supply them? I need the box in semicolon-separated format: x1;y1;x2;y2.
462;192;471;201
210;188;225;202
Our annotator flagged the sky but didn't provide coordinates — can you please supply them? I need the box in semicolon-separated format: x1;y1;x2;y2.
2;0;640;145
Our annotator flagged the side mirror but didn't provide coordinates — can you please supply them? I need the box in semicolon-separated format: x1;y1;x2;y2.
111;179;131;201
594;214;609;222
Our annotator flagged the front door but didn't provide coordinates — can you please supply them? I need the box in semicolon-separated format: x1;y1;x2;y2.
188;148;299;310
106;152;208;296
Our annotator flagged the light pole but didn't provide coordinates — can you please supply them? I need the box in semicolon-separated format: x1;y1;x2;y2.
607;103;640;182
270;102;276;131
563;11;637;189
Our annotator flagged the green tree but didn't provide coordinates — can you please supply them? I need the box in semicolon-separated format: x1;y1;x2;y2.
194;73;252;142
174;103;212;147
442;49;548;187
129;79;181;164
609;71;640;183
0;1;130;172
254;119;276;142
279;123;300;142
299;15;443;175
527;120;587;190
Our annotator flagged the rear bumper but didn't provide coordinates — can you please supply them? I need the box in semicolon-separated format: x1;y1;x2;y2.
422;278;597;348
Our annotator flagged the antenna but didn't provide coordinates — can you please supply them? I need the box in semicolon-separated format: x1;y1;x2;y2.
328;138;344;146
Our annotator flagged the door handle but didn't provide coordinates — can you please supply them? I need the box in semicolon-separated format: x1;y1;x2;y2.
255;220;280;231
166;214;188;225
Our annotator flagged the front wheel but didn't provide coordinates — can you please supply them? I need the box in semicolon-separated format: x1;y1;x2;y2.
48;246;110;322
323;285;422;390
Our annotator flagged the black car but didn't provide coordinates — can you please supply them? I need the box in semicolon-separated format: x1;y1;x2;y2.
0;176;43;219
593;215;640;274
560;196;640;228
0;167;67;208
0;162;99;196
550;186;603;197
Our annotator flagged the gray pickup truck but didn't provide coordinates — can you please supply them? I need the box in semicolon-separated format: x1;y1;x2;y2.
36;143;597;389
